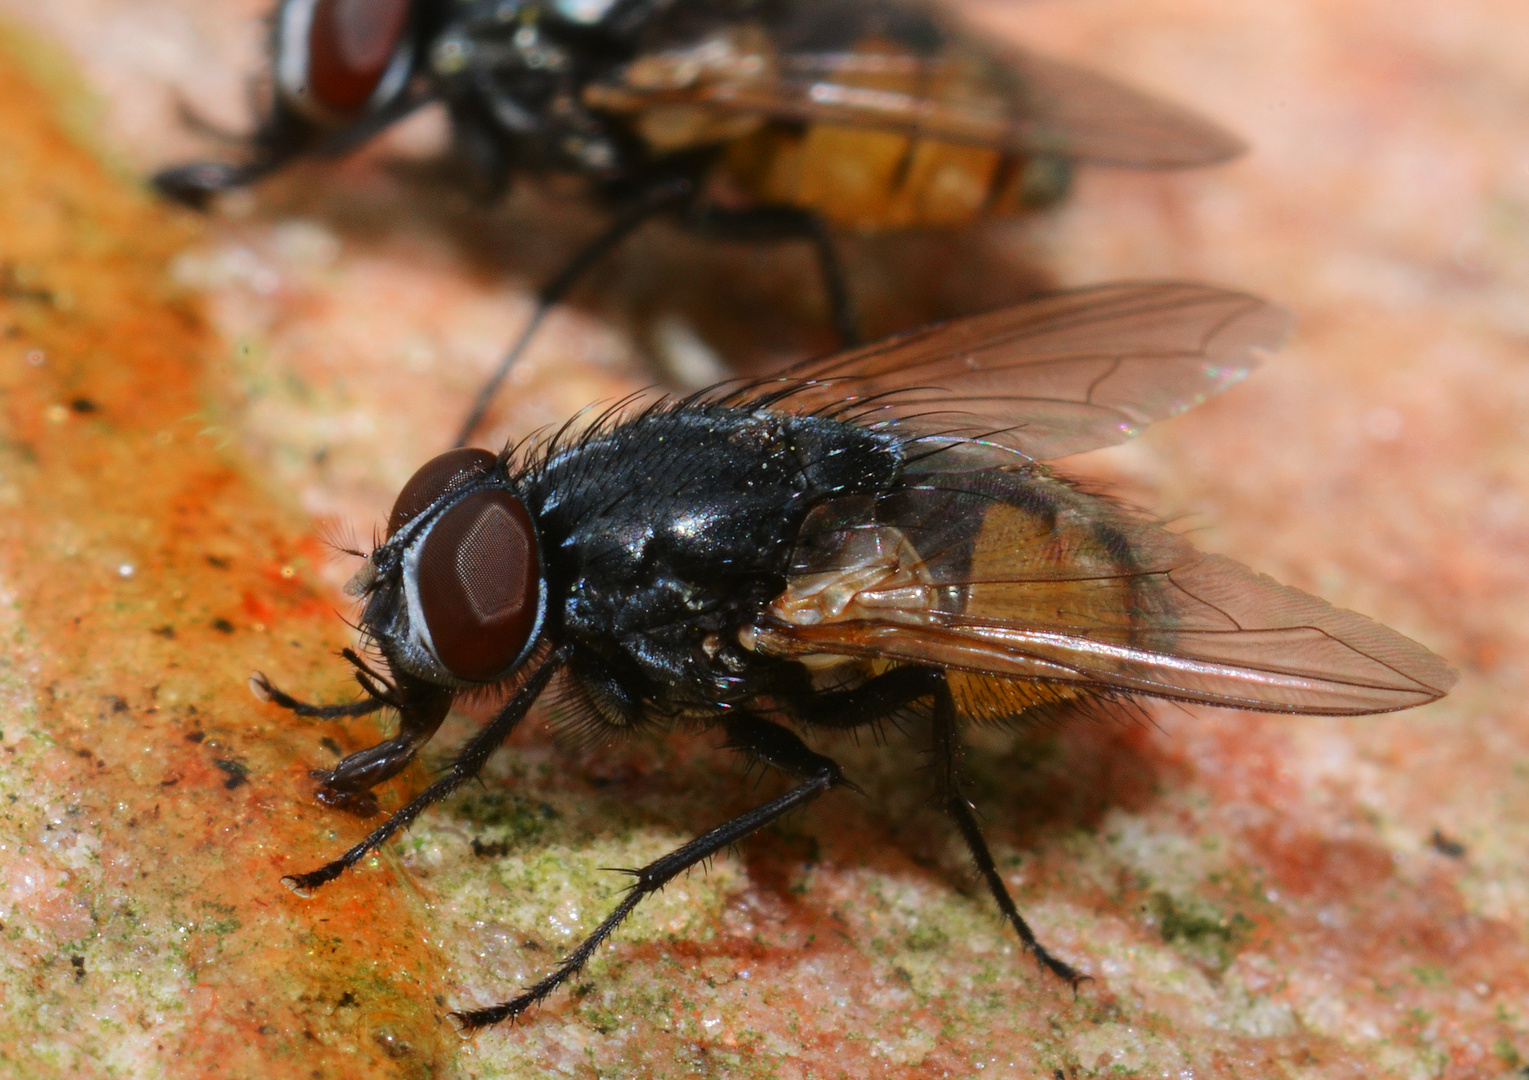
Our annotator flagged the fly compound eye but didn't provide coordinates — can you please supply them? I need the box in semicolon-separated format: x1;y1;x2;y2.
279;0;413;118
416;490;541;682
309;0;412;112
389;447;497;537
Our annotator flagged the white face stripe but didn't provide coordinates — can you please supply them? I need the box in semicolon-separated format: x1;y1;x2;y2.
370;32;414;110
401;514;443;670
553;0;621;24
275;0;320;112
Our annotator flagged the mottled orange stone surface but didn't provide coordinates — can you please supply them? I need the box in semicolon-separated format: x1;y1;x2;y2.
0;0;1525;1077
0;26;453;1080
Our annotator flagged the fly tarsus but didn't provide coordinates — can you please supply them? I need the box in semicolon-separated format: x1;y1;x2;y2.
933;680;1091;992
282;648;568;895
248;670;387;719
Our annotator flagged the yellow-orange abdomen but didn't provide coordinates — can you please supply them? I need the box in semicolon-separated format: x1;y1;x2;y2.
721;124;1063;233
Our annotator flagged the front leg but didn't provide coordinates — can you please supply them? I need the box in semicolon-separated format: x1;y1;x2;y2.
250;648;393;719
152;92;430;209
309;672;455;815
283;646;570;895
250;661;455;815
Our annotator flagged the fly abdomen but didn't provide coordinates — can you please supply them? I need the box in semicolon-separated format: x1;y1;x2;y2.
720;125;1069;232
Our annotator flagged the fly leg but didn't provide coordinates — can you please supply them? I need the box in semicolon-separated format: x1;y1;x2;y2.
152;91;431;209
282;645;570;895
453;176;697;447
251;653;453;814
251;647;403;719
686;205;861;347
781;665;943;731
804;212;859;348
306;671;457;814
779;666;1085;984
451;714;850;1030
250;671;387;721
931;679;1088;988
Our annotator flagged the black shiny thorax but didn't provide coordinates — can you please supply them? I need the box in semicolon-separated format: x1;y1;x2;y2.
423;0;960;182
419;0;622;174
520;404;901;710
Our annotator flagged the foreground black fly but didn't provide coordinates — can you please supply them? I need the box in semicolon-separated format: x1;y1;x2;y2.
252;282;1454;1029
154;0;1245;444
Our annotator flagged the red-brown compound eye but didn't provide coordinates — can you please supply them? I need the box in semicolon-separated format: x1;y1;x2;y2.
307;0;412;114
416;490;541;682
389;447;497;537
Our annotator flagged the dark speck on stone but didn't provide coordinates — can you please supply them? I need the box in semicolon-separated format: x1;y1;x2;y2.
211;618;234;634
372;1029;411;1059
214;759;249;789
1430;830;1467;859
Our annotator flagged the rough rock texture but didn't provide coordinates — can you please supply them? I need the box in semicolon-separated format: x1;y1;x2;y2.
0;1;1524;1077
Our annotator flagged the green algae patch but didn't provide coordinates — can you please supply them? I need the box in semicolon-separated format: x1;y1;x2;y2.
1144;890;1253;971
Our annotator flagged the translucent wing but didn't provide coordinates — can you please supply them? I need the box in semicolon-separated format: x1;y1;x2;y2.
749;472;1456;715
983;46;1246;167
586;10;1243;167
721;282;1292;461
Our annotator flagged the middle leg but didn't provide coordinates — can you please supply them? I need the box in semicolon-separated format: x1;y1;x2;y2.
687;204;861;347
453;176;696;447
451;714;851;1030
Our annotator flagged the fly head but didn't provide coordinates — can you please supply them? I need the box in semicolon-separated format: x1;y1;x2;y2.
348;447;549;689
